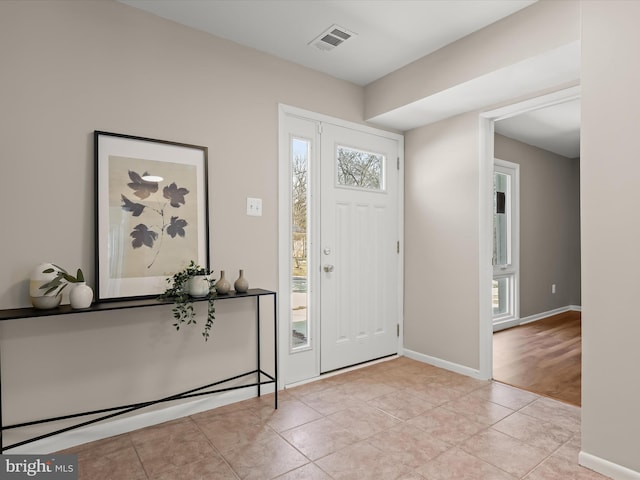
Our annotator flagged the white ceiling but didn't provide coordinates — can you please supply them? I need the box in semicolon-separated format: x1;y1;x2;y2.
119;0;580;158
119;0;537;86
496;98;581;158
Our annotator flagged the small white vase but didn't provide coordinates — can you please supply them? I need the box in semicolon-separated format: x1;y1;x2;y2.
187;275;210;297
69;282;93;309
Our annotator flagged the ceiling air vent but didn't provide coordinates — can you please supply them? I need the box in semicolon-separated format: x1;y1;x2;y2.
309;24;356;52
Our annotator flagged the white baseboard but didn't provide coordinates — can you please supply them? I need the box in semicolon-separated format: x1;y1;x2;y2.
579;451;640;480
5;385;275;455
403;348;485;380
493;304;582;332
9;354;402;454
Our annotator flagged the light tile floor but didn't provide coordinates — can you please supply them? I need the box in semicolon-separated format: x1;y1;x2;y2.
61;357;610;479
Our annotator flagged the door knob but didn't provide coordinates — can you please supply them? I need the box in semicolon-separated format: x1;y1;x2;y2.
323;264;334;273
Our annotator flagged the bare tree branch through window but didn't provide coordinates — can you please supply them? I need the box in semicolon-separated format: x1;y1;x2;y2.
337;145;384;190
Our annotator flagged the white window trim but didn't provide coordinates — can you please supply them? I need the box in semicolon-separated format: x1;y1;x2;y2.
493;158;520;329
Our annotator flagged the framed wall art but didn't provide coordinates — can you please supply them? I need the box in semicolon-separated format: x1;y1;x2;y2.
94;131;209;301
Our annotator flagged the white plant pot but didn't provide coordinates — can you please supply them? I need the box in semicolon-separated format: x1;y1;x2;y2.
30;294;62;310
69;282;93;309
187;276;210;298
29;262;57;297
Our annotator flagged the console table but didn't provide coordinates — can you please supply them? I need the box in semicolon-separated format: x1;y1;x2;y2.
0;288;278;452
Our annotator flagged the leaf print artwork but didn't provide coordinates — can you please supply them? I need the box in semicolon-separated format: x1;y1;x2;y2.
163;182;189;208
121;195;146;216
167;216;188;238
127;170;159;199
97;132;207;300
120;169;192;269
130;224;158;248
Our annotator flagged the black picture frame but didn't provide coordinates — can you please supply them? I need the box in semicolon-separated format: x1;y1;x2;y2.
94;131;209;301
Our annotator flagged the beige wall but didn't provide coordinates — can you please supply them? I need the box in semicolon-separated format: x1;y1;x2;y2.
401;0;581;373
364;0;580;120
404;112;480;369
494;134;581;317
2;0;639;474
401;0;638;474
581;1;640;473
0;0;365;446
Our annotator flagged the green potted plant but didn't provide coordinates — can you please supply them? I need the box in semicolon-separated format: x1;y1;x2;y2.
38;264;93;310
158;260;217;341
39;264;85;296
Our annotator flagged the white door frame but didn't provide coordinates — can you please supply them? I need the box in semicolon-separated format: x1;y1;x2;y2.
278;104;404;388
478;85;581;380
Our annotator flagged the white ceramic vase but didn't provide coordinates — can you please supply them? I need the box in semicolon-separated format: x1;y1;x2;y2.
31;294;62;310
30;262;62;309
69;282;93;309
187;275;210;297
29;262;57;297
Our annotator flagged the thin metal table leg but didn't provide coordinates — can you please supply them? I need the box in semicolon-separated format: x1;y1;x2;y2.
273;292;278;409
257;296;261;398
1;342;3;452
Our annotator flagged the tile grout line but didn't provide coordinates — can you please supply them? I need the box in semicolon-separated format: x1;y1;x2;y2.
127;431;152;480
188;414;242;480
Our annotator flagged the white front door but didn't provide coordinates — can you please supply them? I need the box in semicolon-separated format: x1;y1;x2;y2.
319;123;400;372
279;106;402;385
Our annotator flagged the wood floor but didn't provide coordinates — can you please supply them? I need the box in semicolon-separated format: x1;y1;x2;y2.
493;310;581;406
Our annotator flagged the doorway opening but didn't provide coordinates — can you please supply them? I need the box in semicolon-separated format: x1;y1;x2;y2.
479;86;581;380
480;87;582;405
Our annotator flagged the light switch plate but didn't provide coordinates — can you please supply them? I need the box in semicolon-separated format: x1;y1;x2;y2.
247;197;262;216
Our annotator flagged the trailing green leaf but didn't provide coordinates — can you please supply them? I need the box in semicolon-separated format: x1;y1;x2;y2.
39;265;85;296
158;261;217;341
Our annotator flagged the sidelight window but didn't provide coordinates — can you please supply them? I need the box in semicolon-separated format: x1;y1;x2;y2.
291;138;310;350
